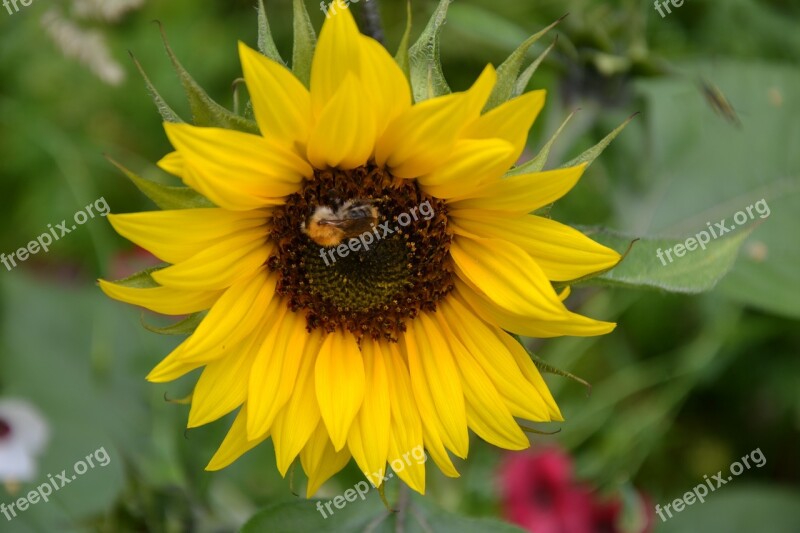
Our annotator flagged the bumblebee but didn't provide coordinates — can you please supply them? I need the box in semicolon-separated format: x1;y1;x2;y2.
301;199;379;247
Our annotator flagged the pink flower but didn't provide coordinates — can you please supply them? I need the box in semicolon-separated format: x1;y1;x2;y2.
499;447;652;533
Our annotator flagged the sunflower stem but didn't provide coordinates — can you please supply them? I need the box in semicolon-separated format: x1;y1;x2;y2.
359;0;385;44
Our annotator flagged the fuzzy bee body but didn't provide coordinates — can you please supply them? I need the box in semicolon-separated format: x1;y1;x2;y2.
302;199;379;247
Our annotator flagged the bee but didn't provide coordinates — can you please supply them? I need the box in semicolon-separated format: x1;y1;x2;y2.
302;199;379;247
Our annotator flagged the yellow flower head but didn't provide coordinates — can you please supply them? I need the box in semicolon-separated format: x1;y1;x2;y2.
101;6;620;496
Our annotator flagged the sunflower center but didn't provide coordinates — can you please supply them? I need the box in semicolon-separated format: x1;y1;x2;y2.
0;418;11;440
269;165;454;341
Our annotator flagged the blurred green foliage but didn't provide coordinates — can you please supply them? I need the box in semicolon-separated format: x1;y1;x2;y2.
0;0;798;531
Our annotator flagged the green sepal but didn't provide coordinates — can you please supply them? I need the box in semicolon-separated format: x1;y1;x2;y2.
258;0;284;64
106;156;213;210
408;0;452;102
394;0;413;78
559;112;638;170
109;266;164;289
128;51;183;123
513;36;558;98
141;312;205;336
530;352;592;394
292;0;317;87
518;424;562;436
507;108;576;176
156;22;259;134
485;16;565;111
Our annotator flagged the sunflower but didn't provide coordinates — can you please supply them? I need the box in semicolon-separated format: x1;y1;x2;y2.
100;6;620;496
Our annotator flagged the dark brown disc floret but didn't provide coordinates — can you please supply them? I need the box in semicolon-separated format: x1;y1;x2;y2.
268;165;453;342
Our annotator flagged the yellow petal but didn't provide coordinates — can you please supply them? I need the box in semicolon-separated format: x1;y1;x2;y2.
376;65;497;178
238;41;311;150
417;139;515;198
108;209;268;264
404;316;468;458
206;405;269;471
309;5;362;117
384;343;426;493
347;339;391;487
450;211;621;281
495;330;563;422
438;296;551;421
438;319;529;449
359;36;412;139
306;74;376;169
448;164;587;211
151;230;272;291
188;327;263;427
454;278;616;338
463;89;545;166
164;123;311;210
157;151;183;177
165;268;277;363
98;278;222;315
300;422;352;497
450;234;566;318
315;332;365;451
247;310;310;440
272;329;323;476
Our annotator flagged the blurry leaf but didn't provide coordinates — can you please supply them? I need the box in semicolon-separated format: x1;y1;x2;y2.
394;1;413;78
107;157;213;210
241;498;525;533
258;0;284;64
513;36;557;98
141;312;204;335
559;113;638;169
292;0;316;87
485;16;564;111
129;52;183;124
575;226;754;293
658;487;800;533
157;23;259;134
409;0;451;102
633;61;800;317
508;109;576;175
445;3;529;52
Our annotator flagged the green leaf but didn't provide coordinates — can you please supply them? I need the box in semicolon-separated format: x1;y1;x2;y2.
258;0;284;64
106;156;213;210
507;108;576;176
485;16;564;111
394;0;413;78
658;487;800;533
141;312;205;335
631;61;800;318
559;113;638;169
128;52;183;123
292;0;316;87
408;0;451;102
574;226;755;293
241;499;525;533
157;22;259;134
